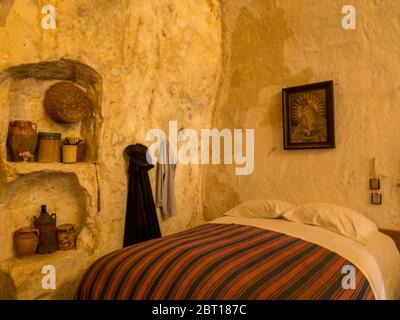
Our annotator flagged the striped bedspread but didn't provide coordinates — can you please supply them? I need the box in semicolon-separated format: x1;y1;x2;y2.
75;223;375;300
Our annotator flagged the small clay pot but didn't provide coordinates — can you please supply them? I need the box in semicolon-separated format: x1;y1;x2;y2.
62;145;77;163
56;224;76;251
76;141;86;161
14;227;39;257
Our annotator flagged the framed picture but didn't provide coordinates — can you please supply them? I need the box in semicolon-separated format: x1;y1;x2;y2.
282;80;335;149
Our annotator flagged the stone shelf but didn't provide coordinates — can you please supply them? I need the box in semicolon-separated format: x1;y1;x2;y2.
0;249;101;299
1;160;99;209
2;160;97;181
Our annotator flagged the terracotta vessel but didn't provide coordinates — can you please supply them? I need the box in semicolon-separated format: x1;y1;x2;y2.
7;120;38;162
14;227;39;257
56;224;76;250
76;141;86;161
34;205;58;254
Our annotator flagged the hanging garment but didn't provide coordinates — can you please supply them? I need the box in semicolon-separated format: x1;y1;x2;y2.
123;144;161;247
155;139;177;218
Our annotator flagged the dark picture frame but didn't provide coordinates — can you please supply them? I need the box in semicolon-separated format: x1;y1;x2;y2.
282;80;335;149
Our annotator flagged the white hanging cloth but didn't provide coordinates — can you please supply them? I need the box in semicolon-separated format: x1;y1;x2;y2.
155;139;177;218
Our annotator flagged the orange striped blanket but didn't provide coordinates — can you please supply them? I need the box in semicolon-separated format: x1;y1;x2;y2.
75;223;375;300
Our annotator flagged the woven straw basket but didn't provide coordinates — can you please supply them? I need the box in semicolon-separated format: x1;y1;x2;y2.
44;82;91;123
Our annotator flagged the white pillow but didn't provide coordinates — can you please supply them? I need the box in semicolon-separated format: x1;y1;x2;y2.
282;203;378;244
224;199;296;219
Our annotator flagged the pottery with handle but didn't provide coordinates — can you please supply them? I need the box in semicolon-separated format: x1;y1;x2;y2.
34;205;58;254
56;224;76;250
7;120;38;161
14;227;39;257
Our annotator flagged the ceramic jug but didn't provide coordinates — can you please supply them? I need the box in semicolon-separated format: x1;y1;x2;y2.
14;227;39;257
34;205;57;254
56;224;76;250
7;120;38;161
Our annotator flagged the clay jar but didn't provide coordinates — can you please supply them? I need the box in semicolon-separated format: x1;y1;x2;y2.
7;120;38;161
14;227;39;257
62;145;77;163
56;224;76;250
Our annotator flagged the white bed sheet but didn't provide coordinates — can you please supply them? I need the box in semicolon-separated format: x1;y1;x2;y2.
210;216;400;300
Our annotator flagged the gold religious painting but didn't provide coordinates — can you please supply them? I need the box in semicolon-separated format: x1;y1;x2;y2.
282;81;335;149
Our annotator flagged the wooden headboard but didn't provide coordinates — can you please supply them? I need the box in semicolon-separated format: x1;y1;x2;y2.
379;229;400;252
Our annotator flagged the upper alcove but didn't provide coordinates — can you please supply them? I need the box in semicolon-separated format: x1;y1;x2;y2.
0;59;103;162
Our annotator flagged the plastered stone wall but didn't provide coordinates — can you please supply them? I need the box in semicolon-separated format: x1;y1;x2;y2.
203;0;400;230
0;0;221;298
2;0;399;300
0;0;221;244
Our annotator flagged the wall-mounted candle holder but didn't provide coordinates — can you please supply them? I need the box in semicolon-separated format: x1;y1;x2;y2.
370;178;380;190
371;192;382;205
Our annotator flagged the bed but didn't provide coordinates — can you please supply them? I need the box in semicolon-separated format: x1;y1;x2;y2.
75;202;400;300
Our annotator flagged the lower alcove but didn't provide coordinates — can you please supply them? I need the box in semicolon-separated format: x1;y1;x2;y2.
0;171;88;261
0;161;101;299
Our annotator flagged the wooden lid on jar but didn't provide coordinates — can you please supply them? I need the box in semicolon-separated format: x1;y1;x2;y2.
38;132;61;140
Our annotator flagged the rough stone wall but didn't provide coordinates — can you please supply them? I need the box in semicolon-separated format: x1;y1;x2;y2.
2;0;400;299
203;0;400;230
0;0;221;254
